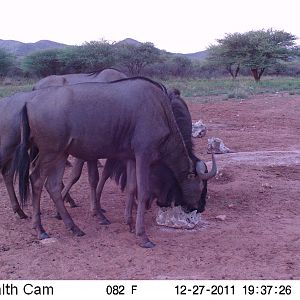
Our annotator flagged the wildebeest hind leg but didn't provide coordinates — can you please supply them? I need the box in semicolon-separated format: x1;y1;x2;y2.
2;167;27;219
135;155;155;248
61;158;85;206
45;157;85;237
30;165;49;239
87;160;110;225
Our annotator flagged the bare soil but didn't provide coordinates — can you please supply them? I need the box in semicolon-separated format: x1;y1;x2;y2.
0;93;299;280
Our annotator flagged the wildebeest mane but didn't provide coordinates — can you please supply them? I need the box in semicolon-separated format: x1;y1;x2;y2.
168;88;196;162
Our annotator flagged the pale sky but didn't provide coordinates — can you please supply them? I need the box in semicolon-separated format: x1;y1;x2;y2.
1;0;299;53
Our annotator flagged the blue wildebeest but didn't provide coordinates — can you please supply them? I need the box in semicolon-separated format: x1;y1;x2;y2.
14;77;208;248
33;68;128;213
36;70;216;229
0;92;31;219
0;69;126;218
90;88;217;231
0;90;78;218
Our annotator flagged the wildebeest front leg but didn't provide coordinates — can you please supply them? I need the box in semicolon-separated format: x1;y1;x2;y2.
2;167;27;219
125;160;136;232
45;158;85;237
87;160;110;225
135;155;155;248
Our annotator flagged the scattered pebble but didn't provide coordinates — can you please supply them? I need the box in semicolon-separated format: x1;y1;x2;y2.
215;215;226;221
39;238;58;245
262;183;273;189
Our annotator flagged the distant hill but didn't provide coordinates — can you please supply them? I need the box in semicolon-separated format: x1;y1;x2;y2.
177;50;208;61
116;38;142;47
0;39;68;57
0;37;207;61
117;38;207;61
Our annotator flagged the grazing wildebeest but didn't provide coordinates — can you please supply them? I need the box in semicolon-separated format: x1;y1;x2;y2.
0;69;126;218
0;90;79;218
33;68;128;215
0;92;31;219
91;88;217;231
0;69;125;219
35;76;217;231
14;78;206;247
34;69;215;227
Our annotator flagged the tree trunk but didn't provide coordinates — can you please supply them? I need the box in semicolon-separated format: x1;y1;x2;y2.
226;65;235;78
251;68;266;82
227;64;240;79
258;68;265;80
251;69;260;82
234;64;240;78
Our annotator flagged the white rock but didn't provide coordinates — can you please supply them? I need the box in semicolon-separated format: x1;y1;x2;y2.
215;215;226;221
192;120;207;138
156;206;201;229
207;137;233;154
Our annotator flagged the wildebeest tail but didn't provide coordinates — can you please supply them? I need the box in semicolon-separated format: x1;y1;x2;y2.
13;105;31;207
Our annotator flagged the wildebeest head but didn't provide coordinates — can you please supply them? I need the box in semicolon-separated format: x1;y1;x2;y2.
167;88;217;213
179;154;216;213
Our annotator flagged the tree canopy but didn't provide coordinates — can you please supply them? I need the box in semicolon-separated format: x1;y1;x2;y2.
116;42;162;75
0;48;15;77
207;29;299;81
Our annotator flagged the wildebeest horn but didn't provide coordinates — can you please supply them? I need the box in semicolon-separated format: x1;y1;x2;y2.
196;154;217;180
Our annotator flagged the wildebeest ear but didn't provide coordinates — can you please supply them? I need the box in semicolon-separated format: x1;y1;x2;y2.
168;88;181;101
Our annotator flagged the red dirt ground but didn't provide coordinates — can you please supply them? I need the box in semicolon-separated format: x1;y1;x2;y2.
0;93;299;280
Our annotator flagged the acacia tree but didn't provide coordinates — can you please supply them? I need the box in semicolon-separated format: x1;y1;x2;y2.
59;40;116;73
207;33;245;79
22;49;64;77
207;29;299;81
242;29;298;81
116;42;162;75
0;48;15;77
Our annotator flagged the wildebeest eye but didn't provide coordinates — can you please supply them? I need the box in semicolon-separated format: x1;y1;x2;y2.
187;172;196;179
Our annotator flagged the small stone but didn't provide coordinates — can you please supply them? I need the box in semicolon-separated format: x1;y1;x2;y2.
262;183;272;189
39;238;58;245
228;204;235;208
215;215;226;221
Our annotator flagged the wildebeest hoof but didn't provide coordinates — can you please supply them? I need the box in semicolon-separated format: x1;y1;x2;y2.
65;197;79;208
39;232;50;240
54;213;62;220
71;227;85;236
140;241;155;248
17;210;28;219
99;218;111;225
65;159;73;167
